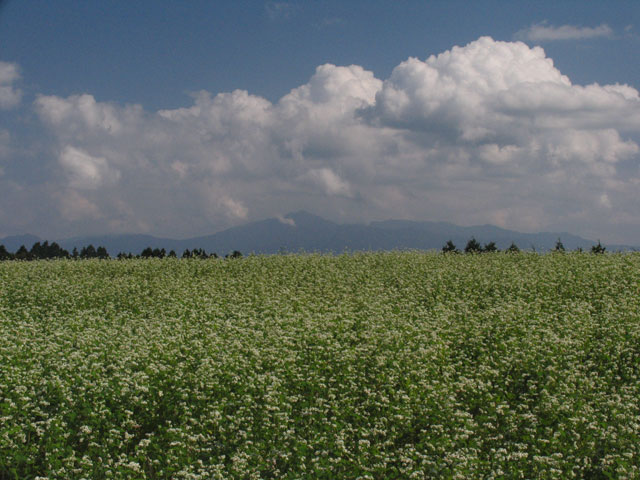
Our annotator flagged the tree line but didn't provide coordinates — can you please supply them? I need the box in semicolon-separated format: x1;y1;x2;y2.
0;241;243;261
441;237;606;254
0;241;108;261
0;237;610;261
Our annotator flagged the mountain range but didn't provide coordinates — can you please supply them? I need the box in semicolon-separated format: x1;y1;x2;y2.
1;211;636;255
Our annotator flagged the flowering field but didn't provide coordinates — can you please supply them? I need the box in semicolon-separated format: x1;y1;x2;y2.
1;252;640;479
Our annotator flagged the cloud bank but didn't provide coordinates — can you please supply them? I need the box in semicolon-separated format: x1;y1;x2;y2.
516;23;613;42
3;37;640;242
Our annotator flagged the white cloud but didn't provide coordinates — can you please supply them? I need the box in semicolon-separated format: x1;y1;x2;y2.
219;195;248;220
599;193;612;209
0;61;22;109
20;37;640;243
58;145;121;189
55;189;102;221
369;37;638;165
363;37;640;235
516;22;613;42
276;214;296;226
36;94;129;135
301;168;353;197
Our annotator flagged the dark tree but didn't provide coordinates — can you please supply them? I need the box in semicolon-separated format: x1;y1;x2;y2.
140;247;154;258
15;245;30;260
591;241;606;254
96;246;109;259
192;248;208;259
31;241;69;259
150;248;167;258
182;249;191;259
30;242;43;259
505;242;520;254
50;242;69;258
72;247;79;259
226;250;243;259
0;245;13;260
482;241;498;253
464;237;483;254
80;245;97;259
554;238;565;252
442;240;459;254
168;250;177;258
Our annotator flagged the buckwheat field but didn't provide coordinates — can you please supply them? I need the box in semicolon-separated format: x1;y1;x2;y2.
1;252;640;479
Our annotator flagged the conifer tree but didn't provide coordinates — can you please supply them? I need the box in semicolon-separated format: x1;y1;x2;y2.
464;237;482;254
442;240;459;254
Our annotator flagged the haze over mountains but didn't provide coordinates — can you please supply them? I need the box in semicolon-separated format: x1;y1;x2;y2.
1;211;634;256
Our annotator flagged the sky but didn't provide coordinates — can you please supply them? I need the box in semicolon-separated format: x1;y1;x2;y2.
1;0;640;244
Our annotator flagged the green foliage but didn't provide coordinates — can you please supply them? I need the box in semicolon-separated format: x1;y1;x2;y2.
464;237;483;254
441;240;459;254
14;245;30;260
1;253;640;478
591;240;606;254
80;244;97;259
141;247;166;259
505;242;520;253
30;241;70;259
482;241;498;253
0;245;12;260
554;238;565;252
183;248;213;259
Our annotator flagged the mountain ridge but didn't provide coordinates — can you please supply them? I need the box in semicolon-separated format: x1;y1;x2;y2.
1;211;636;255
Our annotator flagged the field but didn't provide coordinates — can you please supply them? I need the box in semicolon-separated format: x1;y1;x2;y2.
1;252;640;479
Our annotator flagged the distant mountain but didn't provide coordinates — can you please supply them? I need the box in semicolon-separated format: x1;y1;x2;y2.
1;211;636;256
0;234;41;252
174;211;630;254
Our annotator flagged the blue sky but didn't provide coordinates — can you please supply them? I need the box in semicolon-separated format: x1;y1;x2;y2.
1;1;640;243
3;1;638;107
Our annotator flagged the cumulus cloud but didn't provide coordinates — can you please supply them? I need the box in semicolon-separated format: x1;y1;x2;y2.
516;22;613;42
20;37;640;242
0;61;22;109
276;214;296;226
58;146;121;189
36;93;130;135
55;189;102;222
364;37;640;234
301;168;353;197
370;37;639;154
218;195;249;220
